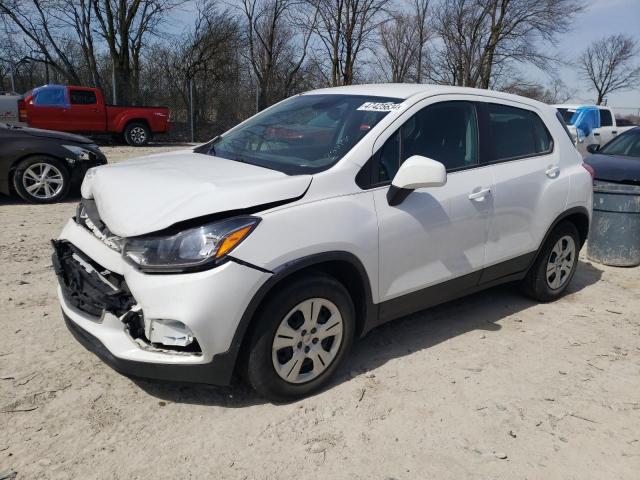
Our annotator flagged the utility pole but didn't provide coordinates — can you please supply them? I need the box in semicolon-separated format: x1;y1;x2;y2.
189;78;194;143
111;59;117;104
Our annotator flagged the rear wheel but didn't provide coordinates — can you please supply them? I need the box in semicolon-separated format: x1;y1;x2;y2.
521;221;580;302
13;156;70;203
124;122;150;146
246;274;355;402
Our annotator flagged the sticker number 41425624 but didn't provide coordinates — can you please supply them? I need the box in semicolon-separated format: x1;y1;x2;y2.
357;102;404;112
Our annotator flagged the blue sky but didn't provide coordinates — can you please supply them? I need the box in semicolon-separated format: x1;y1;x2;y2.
172;0;640;112
538;0;640;112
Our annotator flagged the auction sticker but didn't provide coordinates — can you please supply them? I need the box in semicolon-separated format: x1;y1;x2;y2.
357;102;404;112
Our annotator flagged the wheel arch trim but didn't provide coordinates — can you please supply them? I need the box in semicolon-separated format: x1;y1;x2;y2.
226;251;377;372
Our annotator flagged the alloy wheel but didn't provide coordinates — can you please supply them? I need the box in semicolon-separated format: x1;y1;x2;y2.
22;163;64;200
546;235;576;290
272;298;344;384
130;126;147;144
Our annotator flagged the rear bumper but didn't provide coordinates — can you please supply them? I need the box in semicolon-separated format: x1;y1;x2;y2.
62;310;239;385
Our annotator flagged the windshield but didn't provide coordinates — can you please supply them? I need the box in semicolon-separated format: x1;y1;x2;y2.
204;94;402;174
557;108;577;125
599;129;640;157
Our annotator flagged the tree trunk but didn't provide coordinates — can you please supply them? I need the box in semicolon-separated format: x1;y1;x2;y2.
258;78;269;111
113;59;133;105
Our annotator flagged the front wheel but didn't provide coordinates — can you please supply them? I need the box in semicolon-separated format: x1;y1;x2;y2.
246;274;355;402
13;156;71;203
124;122;151;146
521;221;580;302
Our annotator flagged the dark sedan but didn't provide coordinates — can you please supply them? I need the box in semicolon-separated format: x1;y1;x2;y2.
0;123;106;203
585;127;640;185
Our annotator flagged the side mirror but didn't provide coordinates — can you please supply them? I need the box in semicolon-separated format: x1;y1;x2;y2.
387;155;447;206
586;144;600;154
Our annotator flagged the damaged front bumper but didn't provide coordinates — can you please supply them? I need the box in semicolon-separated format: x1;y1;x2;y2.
53;218;271;385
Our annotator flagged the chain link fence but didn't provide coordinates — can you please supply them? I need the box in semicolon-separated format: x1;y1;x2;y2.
133;75;259;144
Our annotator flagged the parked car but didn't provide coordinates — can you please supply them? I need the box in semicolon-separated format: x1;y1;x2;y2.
0;123;106;203
554;104;634;157
0;91;25;126
21;84;170;146
52;85;593;401
585;127;640;184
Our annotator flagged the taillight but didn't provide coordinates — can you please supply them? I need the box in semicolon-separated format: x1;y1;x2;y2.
582;162;595;180
18;99;27;123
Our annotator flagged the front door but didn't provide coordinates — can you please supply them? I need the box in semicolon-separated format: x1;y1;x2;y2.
371;100;494;311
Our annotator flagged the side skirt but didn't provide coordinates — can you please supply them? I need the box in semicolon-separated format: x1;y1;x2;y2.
366;251;536;333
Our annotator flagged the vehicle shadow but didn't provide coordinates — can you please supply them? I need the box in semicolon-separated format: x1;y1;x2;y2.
135;259;603;407
0;192;81;205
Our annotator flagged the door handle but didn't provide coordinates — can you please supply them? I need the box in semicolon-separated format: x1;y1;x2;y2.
468;188;491;201
545;166;560;178
612;131;617;135
593;132;600;136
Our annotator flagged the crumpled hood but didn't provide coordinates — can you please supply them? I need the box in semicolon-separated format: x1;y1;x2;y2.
81;151;311;237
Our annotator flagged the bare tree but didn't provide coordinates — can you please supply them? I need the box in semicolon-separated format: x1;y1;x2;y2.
0;0;83;83
412;0;430;82
378;14;418;82
91;0;182;104
52;0;102;89
241;0;316;110
501;76;574;103
431;0;583;89
310;0;390;86
377;0;433;83
578;34;640;105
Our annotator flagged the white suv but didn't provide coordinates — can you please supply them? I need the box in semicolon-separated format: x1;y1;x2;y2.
53;85;593;401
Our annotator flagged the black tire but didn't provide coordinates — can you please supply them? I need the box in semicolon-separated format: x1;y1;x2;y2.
111;132;125;144
521;221;580;302
246;274;356;402
124;122;151;146
12;156;71;204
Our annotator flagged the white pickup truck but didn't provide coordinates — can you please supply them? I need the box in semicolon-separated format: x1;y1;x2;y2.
0;92;24;126
554;104;634;157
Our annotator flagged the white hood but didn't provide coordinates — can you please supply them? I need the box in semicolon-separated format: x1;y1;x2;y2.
81;151;311;237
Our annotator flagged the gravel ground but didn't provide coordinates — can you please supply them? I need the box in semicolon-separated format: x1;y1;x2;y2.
1;144;639;479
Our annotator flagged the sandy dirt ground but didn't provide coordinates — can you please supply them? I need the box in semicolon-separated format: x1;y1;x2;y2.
1;144;639;480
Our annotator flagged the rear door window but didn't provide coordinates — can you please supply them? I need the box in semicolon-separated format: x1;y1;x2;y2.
599;109;613;127
487;103;553;162
70;90;97;105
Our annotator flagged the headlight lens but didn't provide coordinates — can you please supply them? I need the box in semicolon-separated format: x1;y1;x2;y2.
122;216;260;272
62;144;92;160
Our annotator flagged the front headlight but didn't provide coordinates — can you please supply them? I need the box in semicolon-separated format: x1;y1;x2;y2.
122;216;260;272
62;144;92;160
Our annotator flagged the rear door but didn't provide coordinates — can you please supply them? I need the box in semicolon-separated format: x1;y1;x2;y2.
370;98;494;308
481;101;570;279
67;89;105;132
596;108;615;145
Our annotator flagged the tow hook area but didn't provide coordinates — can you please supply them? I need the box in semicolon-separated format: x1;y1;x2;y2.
122;309;202;355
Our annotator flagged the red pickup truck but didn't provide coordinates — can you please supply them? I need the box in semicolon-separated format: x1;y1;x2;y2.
20;85;170;146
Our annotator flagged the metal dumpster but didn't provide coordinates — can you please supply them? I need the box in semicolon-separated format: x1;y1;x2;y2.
587;181;640;267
